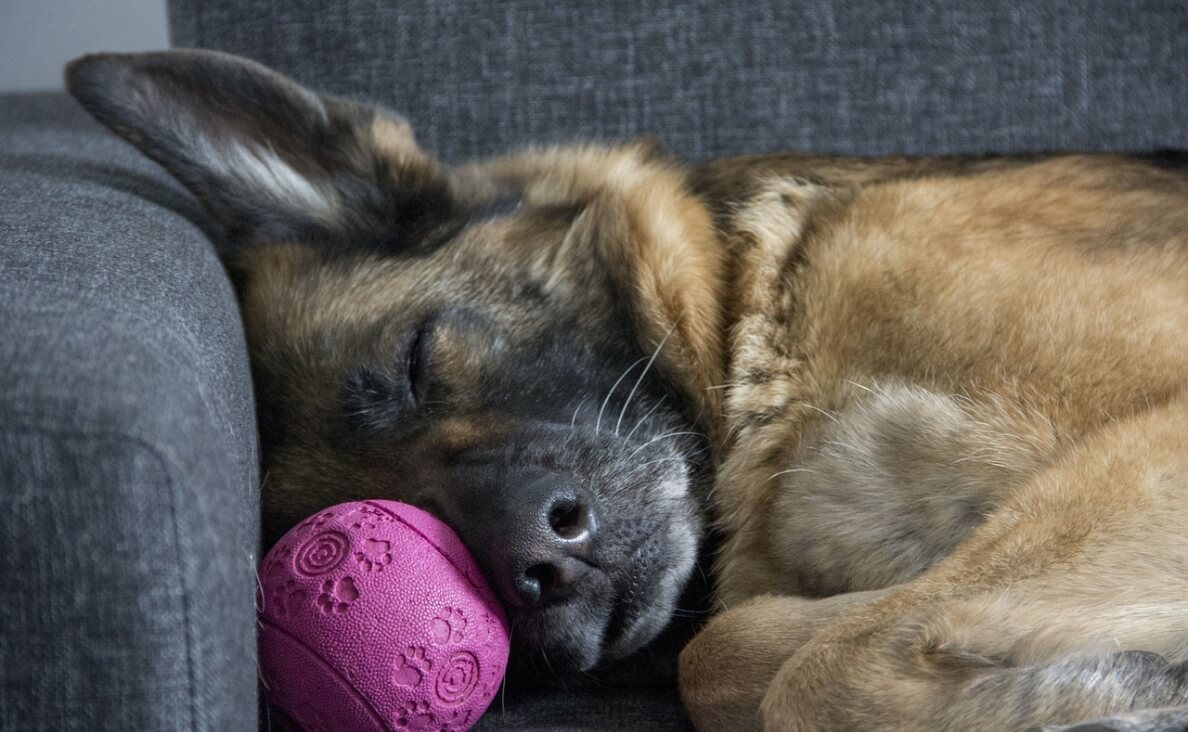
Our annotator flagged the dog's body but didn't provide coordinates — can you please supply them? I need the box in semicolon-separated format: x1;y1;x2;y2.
681;153;1188;730
68;51;1187;731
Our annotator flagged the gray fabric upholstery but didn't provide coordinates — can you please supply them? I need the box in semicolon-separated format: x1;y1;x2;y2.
0;93;259;731
170;0;1188;163
473;687;692;732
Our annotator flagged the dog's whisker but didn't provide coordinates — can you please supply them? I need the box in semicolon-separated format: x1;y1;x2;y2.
595;356;647;434
639;456;687;468
540;649;567;691
626;430;707;460
569;395;591;432
614;326;675;436
758;467;820;486
794;401;840;424
845;379;877;395
624;395;668;444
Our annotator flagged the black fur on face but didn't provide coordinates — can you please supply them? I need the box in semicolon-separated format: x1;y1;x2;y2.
67;50;715;677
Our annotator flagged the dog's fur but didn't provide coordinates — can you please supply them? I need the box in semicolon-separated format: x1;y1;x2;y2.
68;50;1188;730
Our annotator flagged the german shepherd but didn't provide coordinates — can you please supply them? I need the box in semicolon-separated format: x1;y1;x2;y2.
67;50;1187;731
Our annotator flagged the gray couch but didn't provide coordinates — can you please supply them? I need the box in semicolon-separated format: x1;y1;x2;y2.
1;2;1185;730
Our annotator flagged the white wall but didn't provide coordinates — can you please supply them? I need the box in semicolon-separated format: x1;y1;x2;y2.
0;0;169;92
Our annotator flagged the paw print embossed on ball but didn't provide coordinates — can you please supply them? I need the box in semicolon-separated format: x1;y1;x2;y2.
267;577;308;618
394;699;435;730
355;538;393;572
344;504;393;531
432;607;467;645
316;576;360;614
391;646;430;688
258;500;509;732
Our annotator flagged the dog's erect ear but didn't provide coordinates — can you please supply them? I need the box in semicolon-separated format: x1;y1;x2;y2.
66;50;455;247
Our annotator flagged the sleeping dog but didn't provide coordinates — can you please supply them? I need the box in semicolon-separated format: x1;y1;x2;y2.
68;50;1188;730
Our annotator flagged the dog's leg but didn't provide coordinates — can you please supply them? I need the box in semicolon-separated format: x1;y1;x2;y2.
679;589;889;730
758;393;1188;731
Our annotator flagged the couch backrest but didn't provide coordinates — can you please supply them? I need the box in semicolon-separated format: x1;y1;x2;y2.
170;0;1187;162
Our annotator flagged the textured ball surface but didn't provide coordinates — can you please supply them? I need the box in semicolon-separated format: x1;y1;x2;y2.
258;500;509;732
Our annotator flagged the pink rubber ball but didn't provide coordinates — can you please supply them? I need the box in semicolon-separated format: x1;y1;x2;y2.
258;500;510;731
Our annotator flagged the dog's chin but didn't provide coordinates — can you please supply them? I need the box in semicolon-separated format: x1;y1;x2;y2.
511;494;701;673
602;499;701;663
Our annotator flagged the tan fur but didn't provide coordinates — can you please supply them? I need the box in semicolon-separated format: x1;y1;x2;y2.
672;154;1188;730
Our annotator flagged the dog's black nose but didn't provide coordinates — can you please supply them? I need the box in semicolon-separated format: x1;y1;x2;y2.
493;476;599;608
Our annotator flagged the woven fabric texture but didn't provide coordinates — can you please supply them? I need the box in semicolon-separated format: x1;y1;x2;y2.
0;92;259;731
171;0;1188;163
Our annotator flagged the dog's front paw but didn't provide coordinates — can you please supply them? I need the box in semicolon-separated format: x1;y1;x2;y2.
680;590;893;731
679;596;824;731
679;618;764;731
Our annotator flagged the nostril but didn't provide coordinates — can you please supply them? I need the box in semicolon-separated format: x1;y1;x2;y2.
514;570;543;607
525;563;555;598
526;559;586;604
548;497;590;541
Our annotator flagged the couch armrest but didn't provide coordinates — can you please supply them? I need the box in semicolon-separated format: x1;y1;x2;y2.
0;93;259;731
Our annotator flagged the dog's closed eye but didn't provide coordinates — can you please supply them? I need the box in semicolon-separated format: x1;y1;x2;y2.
406;324;429;407
341;322;434;435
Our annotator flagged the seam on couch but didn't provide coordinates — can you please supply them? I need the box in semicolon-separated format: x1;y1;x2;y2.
0;423;199;732
0;287;255;497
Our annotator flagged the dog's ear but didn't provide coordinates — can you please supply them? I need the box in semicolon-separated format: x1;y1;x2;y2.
459;145;727;434
66;50;455;248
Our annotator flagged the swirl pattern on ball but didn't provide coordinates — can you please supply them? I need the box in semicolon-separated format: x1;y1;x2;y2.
435;652;480;705
294;531;350;576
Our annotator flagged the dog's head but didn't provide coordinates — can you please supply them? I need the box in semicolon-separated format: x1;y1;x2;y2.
67;50;725;673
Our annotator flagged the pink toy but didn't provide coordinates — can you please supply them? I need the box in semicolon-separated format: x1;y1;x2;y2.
258;500;510;732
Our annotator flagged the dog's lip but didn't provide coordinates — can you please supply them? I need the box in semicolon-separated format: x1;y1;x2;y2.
602;470;701;661
599;524;674;658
